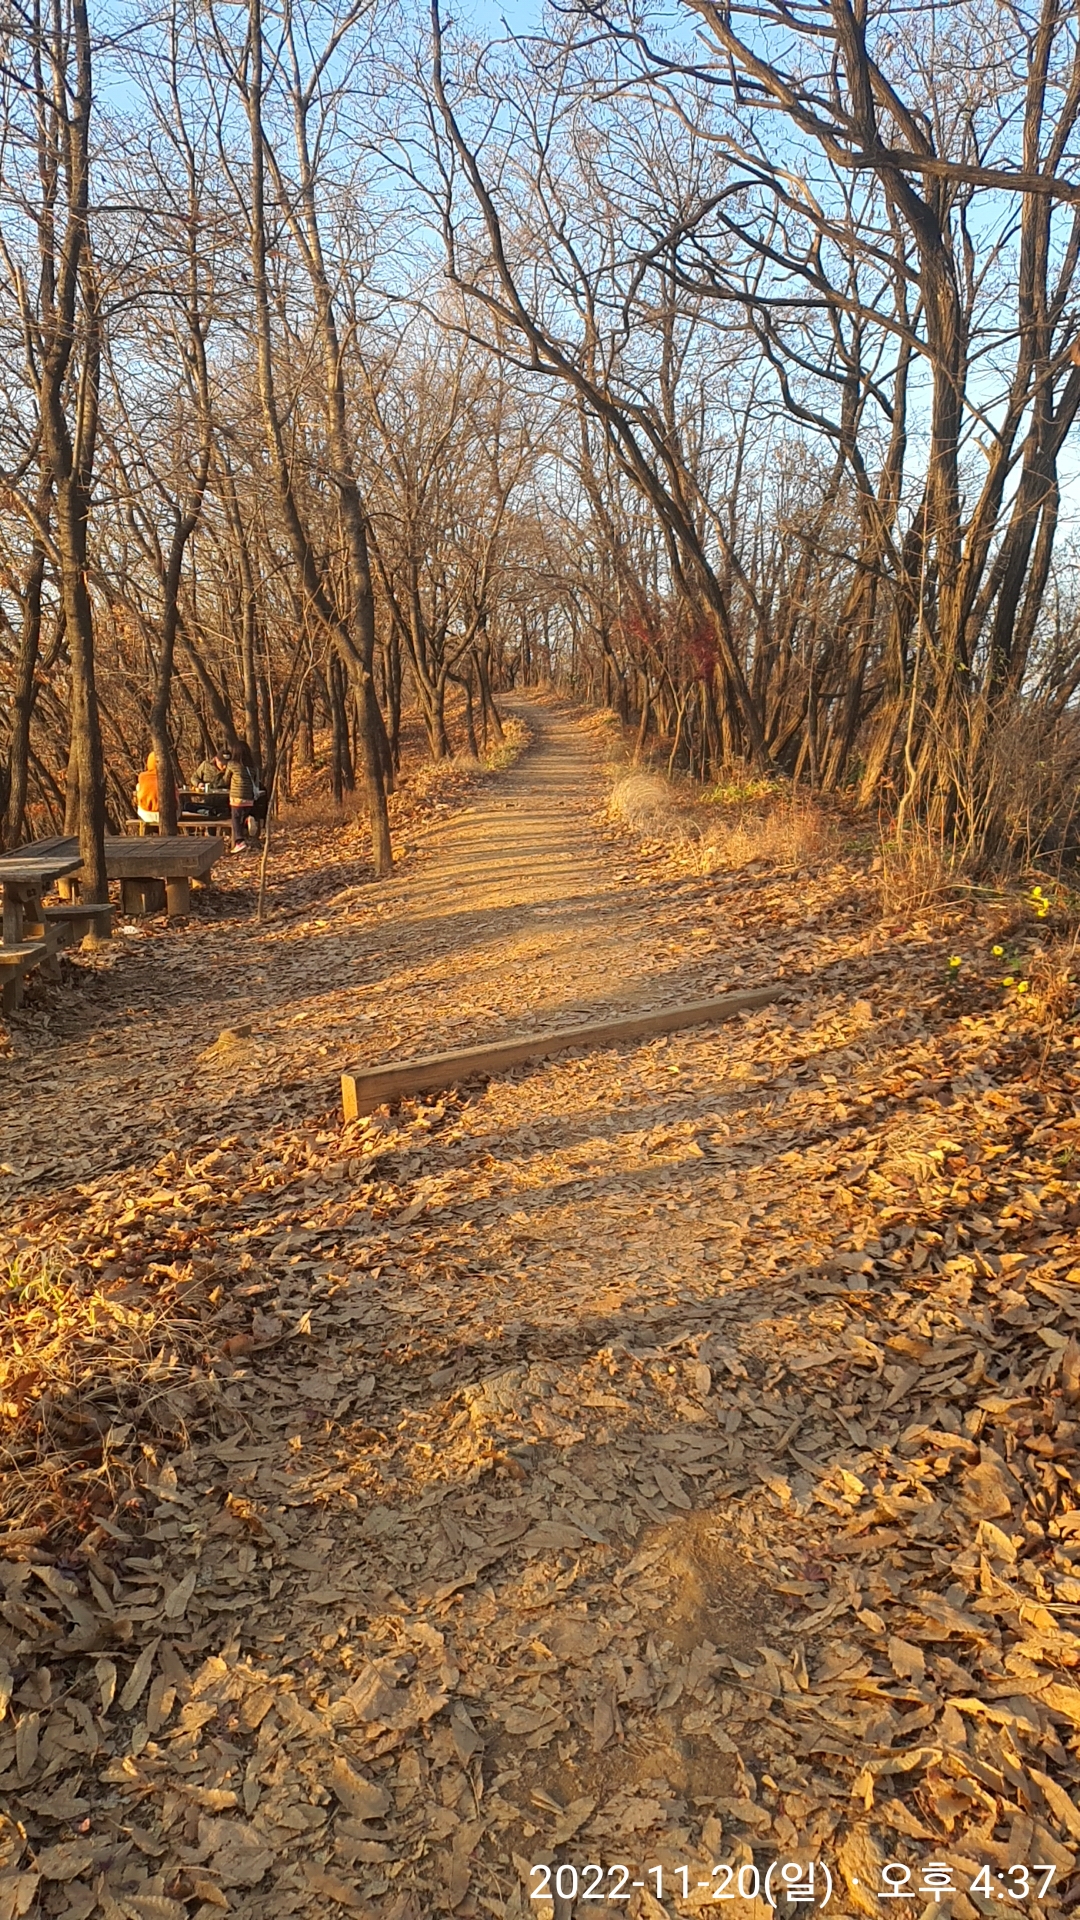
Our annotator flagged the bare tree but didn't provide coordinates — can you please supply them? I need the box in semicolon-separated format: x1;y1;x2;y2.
0;0;107;890
204;0;393;871
359;319;524;759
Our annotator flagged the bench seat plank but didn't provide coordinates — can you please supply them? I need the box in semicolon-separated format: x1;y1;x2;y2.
0;940;49;968
0;939;50;1012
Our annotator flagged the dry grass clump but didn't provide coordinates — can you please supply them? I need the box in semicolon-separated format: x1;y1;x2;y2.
706;767;787;807
608;772;698;840
580;706;624;738
876;830;963;917
609;766;836;873
1;1254;211;1538
480;713;531;771
1026;935;1079;1028
949;700;1080;868
698;798;832;874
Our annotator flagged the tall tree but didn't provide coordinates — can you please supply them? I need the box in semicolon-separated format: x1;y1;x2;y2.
1;0;107;891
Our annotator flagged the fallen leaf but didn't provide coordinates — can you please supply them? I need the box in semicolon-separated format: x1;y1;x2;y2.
162;1569;198;1620
119;1638;160;1713
126;1898;187;1920
961;1447;1022;1520
95;1657;117;1714
302;1868;374;1913
0;1872;40;1920
198;1818;273;1889
886;1636;925;1681
31;1844;96;1883
551;1797;596;1846
836;1825;887;1916
327;1756;391;1819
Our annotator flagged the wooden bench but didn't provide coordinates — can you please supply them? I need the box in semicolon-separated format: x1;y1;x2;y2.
43;902;113;947
126;815;232;839
0;840;86;1004
178;817;233;838
0;940;50;1013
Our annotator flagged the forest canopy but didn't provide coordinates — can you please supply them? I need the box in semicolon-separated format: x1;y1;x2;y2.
3;0;1080;879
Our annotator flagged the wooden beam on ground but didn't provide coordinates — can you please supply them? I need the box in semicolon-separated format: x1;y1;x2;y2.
341;985;784;1121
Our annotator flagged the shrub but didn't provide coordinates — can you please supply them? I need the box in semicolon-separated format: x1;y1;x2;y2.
607;772;698;840
699;799;831;874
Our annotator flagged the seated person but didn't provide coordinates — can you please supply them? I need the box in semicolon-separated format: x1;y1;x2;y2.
194;754;227;790
133;751;179;828
134;751;161;826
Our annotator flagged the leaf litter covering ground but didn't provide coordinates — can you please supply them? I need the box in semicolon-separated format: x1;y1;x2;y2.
0;697;1079;1920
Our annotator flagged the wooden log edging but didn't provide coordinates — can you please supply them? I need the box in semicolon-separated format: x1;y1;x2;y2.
341;985;784;1121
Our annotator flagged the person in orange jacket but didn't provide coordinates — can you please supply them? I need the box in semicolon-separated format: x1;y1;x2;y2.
134;751;176;828
134;751;160;824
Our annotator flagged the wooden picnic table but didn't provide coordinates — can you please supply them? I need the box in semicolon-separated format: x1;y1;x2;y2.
0;824;221;1004
50;833;222;913
126;789;233;838
101;834;222;916
0;837;86;1011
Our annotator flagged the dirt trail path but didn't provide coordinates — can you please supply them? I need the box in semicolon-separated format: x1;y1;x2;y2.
3;701;1080;1920
0;699;744;1189
334;693;738;1051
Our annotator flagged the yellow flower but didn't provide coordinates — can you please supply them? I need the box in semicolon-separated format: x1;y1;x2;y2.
1003;976;1015;986
992;945;1003;956
1017;980;1029;994
1032;886;1043;897
948;955;962;968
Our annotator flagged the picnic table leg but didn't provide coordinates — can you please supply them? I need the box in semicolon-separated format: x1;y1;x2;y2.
165;876;191;917
2;889;23;945
21;888;45;937
20;888;61;981
121;877;166;917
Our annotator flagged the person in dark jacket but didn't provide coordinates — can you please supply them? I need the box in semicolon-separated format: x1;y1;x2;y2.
226;743;255;852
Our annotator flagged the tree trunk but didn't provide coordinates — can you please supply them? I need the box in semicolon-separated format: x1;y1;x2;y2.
56;493;107;897
386;627;403;768
244;0;392;873
242;590;261;771
149;536;185;838
3;539;46;850
299;680;315;765
329;652;354;797
370;680;396;794
63;732;80;835
35;0;106;900
454;671;479;758
475;638;504;741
